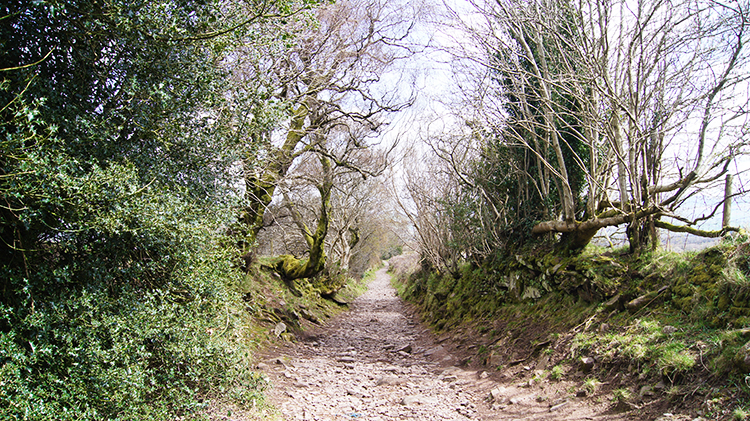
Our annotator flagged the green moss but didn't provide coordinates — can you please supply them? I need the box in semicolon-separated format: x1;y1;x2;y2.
397;237;750;397
719;295;732;311
730;306;750;318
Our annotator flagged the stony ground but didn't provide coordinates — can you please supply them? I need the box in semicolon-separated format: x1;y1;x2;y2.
253;266;635;421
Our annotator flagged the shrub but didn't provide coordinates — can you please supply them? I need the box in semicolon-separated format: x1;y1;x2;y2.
613;388;632;402
549;365;565;380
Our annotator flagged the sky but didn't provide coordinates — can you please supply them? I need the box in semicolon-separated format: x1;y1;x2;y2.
382;0;750;251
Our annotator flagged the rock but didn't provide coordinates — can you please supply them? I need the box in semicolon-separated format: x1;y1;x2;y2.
489;387;507;402
337;356;356;363
442;375;458;382
300;309;320;324
375;375;402;386
274;322;287;337
576;390;587;397
491;403;507;411
425;345;445;356
256;362;270;370
327;294;349;306
487;351;503;367
537;353;550;371
626;286;668;311
579;356;595;373
735;340;750;371
549;398;567;407
639;385;654;398
654;414;694;421
442;366;460;375
479;371;490;379
509;397;522;405
599;323;610;333
346;387;372;399
549;400;569;411
662;325;677;335
604;294;624;311
400;395;424;406
522;286;541;300
549;261;565;275
396;344;413;354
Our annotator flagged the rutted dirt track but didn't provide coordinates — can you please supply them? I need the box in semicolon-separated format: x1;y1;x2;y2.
259;267;626;420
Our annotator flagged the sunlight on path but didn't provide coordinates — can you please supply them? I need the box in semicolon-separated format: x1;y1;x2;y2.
259;267;622;421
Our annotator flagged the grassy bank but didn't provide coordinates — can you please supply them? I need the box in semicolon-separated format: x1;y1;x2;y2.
389;236;750;419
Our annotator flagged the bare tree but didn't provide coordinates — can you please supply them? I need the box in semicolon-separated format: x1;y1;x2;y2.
328;150;389;272
394;147;470;275
256;123;391;289
441;0;750;252
234;0;417;267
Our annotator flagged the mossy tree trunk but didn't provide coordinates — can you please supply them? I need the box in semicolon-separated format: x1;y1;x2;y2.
239;101;312;258
270;154;333;281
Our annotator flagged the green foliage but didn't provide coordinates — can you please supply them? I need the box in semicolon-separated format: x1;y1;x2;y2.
657;343;696;378
582;377;600;395
549;365;565;380
397;234;750;409
572;319;696;379
381;245;403;261
467;0;591;249
0;0;312;418
612;388;632;402
0;223;262;419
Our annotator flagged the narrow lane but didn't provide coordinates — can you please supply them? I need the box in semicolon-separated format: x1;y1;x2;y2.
259;267;621;421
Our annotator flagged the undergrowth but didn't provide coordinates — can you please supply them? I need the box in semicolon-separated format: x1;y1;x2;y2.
391;234;750;416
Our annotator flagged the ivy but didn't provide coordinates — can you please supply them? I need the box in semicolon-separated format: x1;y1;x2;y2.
0;0;310;418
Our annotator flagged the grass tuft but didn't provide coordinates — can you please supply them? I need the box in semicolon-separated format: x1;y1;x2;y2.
549;365;565;380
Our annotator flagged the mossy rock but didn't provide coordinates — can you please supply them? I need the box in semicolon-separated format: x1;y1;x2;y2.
733;341;750;372
556;272;587;292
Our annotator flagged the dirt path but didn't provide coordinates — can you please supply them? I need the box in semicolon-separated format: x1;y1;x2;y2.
258;266;627;420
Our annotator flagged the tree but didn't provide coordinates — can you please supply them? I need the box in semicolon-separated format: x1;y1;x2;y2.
0;0;312;417
257;144;400;280
256;123;391;289
328;152;388;273
442;0;750;253
236;0;417;276
395;147;471;275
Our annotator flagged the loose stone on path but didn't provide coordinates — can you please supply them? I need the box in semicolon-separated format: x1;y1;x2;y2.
258;267;624;420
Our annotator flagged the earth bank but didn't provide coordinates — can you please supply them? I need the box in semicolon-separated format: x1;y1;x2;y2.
389;236;750;421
